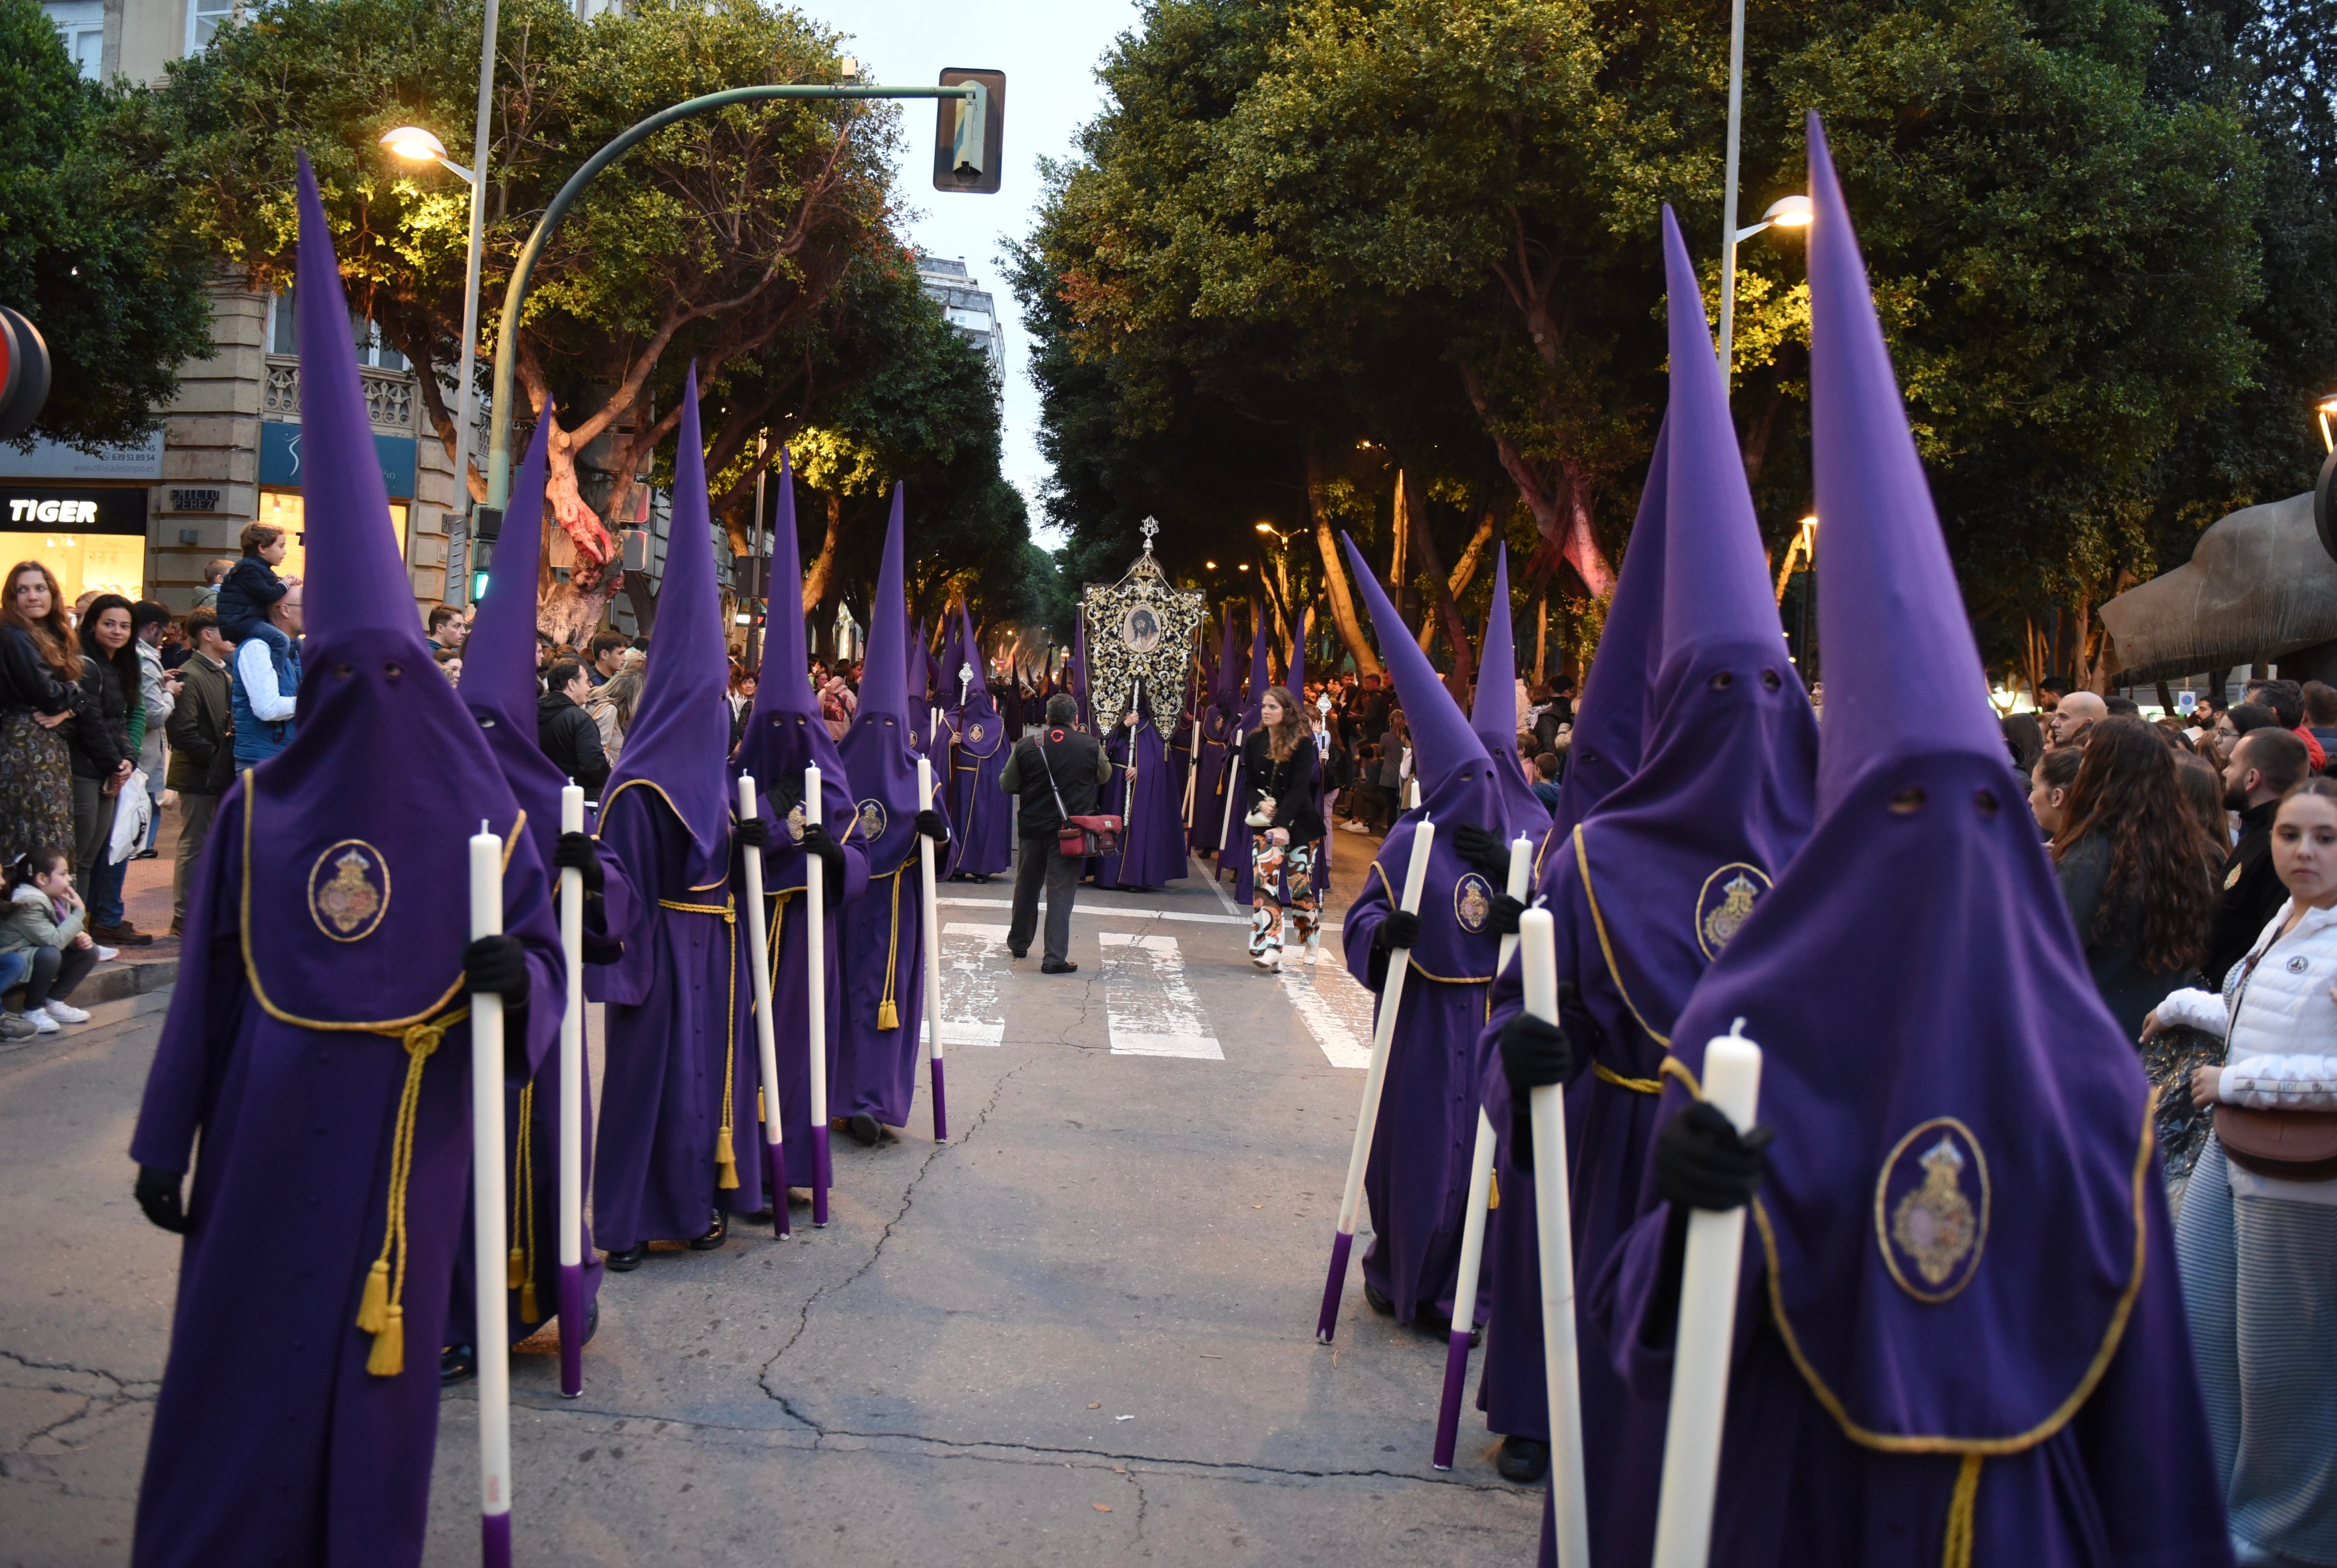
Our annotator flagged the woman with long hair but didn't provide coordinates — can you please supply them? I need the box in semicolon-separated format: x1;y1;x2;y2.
0;562;82;870
1240;685;1325;972
2148;776;2337;1565
584;655;645;769
2050;715;2220;1038
70;593;146;944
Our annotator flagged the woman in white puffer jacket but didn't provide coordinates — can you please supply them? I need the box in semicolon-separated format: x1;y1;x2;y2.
2144;775;2337;1567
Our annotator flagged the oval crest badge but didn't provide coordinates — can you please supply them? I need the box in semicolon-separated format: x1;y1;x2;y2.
856;799;888;843
308;839;390;943
969;721;986;744
1694;863;1771;959
785;802;807;845
1454;872;1494;934
1874;1117;1991;1303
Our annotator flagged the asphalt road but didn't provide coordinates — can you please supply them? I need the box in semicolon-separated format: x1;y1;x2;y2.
0;847;1540;1566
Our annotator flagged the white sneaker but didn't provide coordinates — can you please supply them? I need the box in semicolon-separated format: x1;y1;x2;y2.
24;1009;59;1034
1340;820;1369;833
95;945;119;962
43;1000;90;1025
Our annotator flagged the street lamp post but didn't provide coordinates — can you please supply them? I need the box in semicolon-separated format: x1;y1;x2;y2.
1716;195;1812;389
481;80;988;514
382;0;498;597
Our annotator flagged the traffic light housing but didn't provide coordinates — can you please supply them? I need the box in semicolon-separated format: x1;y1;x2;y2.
933;70;1005;195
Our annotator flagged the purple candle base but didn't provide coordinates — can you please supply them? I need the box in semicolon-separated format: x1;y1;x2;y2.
1316;1229;1355;1343
767;1141;791;1238
1431;1327;1473;1469
482;1508;511;1568
557;1263;585;1398
811;1124;831;1228
931;1057;949;1144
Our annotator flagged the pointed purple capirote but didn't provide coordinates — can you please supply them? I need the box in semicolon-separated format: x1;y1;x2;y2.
1069;604;1092;729
733;448;870;1229
833;484;939;1130
601;368;732;887
1238;606;1270;729
946;598;1013;877
1583;117;2228;1568
129;155;565;1568
1470;545;1544;822
1550;414;1670;836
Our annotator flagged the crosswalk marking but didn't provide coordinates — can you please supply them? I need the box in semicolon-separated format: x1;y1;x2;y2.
1278;950;1377;1070
937;922;1010;1046
1097;932;1224;1059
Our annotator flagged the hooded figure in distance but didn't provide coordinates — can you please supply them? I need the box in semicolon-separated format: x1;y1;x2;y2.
943;602;1013;878
1587;119;2228;1568
129;156;564;1568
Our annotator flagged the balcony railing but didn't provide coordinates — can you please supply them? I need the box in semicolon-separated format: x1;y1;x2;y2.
260;355;417;435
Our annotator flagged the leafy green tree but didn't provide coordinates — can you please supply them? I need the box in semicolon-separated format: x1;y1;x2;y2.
0;0;211;451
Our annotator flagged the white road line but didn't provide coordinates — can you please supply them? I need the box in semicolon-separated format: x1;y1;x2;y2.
1276;947;1378;1070
1193;852;1244;919
937;922;1010;1046
1096;932;1224;1059
934;894;1341;933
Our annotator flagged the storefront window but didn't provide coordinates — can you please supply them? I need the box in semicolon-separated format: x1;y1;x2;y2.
256;490;408;582
0;528;144;603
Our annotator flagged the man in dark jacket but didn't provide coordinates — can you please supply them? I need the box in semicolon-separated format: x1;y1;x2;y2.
536;658;610;794
2207;726;2309;988
1000;692;1112;971
164;610;235;936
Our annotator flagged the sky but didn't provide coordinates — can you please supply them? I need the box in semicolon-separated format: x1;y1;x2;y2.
826;0;1144;547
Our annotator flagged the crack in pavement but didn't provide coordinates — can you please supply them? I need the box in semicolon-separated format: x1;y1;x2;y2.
0;1347;160;1455
756;1052;1038;1430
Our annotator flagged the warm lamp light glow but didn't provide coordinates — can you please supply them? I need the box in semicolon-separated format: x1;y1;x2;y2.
1765;194;1813;228
380;126;448;163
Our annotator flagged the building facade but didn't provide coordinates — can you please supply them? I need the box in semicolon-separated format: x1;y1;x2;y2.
913;254;1005;378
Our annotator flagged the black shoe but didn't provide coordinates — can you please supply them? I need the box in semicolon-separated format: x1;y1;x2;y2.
582;1301;600;1346
604;1242;649;1272
1009;947;1027;959
688;1209;727;1251
440;1343;477;1386
1040;958;1078;974
1495;1435;1549;1485
132;847;159;860
1362;1280;1396;1317
844;1112;882;1147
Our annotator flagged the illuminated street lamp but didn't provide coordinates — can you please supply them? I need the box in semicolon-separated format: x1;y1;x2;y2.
2316;391;2337;455
1718;194;1811;391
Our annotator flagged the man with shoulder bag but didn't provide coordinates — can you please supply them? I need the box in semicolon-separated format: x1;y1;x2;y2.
163;610;236;937
1001;693;1113;972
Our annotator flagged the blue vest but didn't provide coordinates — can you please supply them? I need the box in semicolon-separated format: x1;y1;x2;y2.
230;622;302;769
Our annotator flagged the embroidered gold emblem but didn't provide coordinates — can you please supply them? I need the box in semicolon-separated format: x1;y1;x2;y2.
1694;863;1772;959
2225;861;2244;891
308;839;390;943
857;799;888;842
1874;1117;1990;1303
969;722;986;743
785;803;807;845
1454;873;1493;934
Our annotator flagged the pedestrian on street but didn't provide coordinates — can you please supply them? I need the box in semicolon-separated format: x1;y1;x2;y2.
163;610;235;937
189;557;232;612
2244;677;2325;773
130;601;177;861
70;593;149;947
1003;692;1109;973
229;582;302;769
536;657;611;795
0;847;98;1033
212;520;293;641
2028;743;2082;838
587;631;627;686
1242;686;1324;972
0;561;81;872
583;653;643;769
2150;774;2337;1567
2207;728;2310;990
2047;688;2109;750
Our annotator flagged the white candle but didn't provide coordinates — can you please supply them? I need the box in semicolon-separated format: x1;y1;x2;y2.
556;783;585;1397
803;763;830;1226
1650;1027;1764;1568
467;822;513;1537
1519;907;1590;1568
916;756;949;1142
737;775;786;1238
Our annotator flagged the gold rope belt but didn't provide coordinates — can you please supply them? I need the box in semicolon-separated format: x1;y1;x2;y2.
508;1081;538;1322
876;862;910;1030
354;1006;471;1376
660;895;741;1190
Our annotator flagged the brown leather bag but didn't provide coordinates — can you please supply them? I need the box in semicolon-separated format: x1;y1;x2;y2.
1032;736;1122;857
2214;943;2337;1179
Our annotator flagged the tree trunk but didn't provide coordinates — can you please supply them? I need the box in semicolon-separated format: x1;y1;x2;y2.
1309;450;1381;678
1535;591;1548;685
1401;469;1476;696
803;491;843;614
1419;507;1495;654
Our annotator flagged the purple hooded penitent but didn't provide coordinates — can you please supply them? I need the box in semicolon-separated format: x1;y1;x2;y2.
1335;533;1535;1330
590;371;754;1244
1470;546;1546;825
833;485;943;1130
1474;208;1821;1568
945;601;1013;877
731;447;871;1199
130;155;565;1568
1587;120;2229;1568
1215;609;1274;898
1097;638;1190;892
445;406;641;1353
1189;614;1239;853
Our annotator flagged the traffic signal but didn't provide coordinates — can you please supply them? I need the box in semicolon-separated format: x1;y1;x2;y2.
933;69;1005;195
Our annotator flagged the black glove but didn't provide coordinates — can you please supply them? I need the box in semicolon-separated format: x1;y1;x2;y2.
1653;1100;1773;1212
135;1165;188;1234
1490;892;1524;935
914;809;949;843
1374;909;1422;951
553;831;603;895
464;934;529;1008
1452;822;1511;878
1498;1004;1573;1172
736;816;772;850
800;820;847;885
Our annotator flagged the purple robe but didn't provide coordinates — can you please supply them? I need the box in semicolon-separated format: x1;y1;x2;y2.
1097;710;1186;890
944;700;1012;877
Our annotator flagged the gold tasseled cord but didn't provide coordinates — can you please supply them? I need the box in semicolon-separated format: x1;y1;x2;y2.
1941;1454;1983;1568
358;1008;466;1377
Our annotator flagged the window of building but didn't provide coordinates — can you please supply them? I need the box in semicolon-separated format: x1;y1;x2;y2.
354;316;407;373
266;290;407;374
269;288;298;355
186;0;236;53
255;490;409;583
41;0;103;78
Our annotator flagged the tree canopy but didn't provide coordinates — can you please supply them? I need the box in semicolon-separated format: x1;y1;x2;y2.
1018;0;2286;687
0;0;212;452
